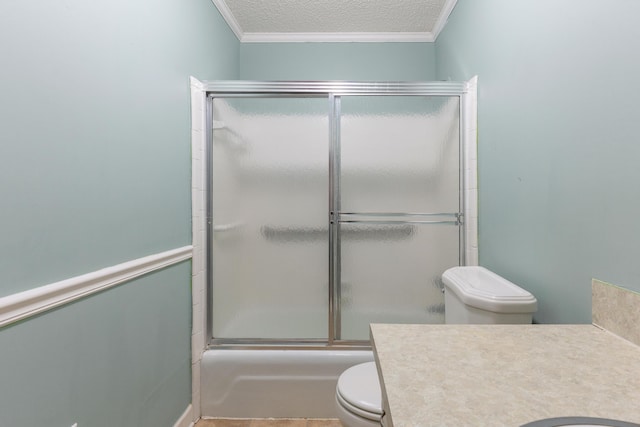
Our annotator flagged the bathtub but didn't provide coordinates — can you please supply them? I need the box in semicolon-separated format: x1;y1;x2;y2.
200;349;374;418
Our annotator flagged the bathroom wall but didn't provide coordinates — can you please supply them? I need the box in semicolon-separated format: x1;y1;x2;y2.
435;0;640;323
0;263;192;427
239;42;436;80
0;0;238;425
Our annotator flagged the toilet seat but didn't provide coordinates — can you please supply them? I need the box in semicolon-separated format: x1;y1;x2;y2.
336;362;382;421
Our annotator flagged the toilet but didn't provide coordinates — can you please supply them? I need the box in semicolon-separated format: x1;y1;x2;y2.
442;266;538;324
335;266;537;427
335;361;383;427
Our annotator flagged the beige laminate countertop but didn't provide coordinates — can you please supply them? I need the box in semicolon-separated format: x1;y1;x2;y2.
370;324;640;427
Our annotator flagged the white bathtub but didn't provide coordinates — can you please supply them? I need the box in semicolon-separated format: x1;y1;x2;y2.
200;349;374;418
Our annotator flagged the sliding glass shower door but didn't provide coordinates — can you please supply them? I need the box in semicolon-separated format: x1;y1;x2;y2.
210;97;330;340
335;96;460;340
207;83;465;345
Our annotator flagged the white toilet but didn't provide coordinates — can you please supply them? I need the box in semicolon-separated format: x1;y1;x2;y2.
335;361;383;427
442;266;538;324
334;266;538;427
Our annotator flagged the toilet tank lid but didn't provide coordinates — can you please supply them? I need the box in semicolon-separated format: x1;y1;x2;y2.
442;266;537;313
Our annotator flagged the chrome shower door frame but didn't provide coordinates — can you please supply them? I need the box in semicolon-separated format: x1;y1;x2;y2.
204;81;473;349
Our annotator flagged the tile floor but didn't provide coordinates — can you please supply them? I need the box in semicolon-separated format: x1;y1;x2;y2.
195;419;342;427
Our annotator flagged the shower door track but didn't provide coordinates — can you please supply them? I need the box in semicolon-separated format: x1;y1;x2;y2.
204;80;471;349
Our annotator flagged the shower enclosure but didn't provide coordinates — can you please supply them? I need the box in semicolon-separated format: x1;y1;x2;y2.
205;81;476;346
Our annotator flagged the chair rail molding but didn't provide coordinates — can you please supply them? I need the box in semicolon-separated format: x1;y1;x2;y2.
0;246;193;328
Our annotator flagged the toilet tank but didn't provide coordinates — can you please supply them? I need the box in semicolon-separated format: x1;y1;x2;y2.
442;266;537;324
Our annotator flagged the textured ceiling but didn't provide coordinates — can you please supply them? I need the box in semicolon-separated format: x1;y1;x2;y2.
212;0;457;42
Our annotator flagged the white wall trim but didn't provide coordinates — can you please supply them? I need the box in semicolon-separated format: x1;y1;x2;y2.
210;0;243;41
0;246;193;328
431;0;458;41
190;76;204;91
190;77;208;421
241;31;435;43
173;404;195;427
462;75;479;266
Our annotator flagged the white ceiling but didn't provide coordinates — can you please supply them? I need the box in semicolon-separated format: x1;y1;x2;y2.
211;0;458;43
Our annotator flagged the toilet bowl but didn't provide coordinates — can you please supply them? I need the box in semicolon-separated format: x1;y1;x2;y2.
335;362;382;427
335;266;538;426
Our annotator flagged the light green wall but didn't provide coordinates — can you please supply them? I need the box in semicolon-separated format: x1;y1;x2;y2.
436;0;640;323
6;1;636;421
0;0;238;295
239;43;436;80
0;0;238;425
0;262;191;427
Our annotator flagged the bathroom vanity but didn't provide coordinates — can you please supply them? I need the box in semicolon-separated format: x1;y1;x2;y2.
370;324;640;426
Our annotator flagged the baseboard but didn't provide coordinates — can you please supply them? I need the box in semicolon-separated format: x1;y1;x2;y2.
174;404;195;427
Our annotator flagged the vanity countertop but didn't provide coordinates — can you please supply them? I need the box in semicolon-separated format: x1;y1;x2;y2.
370;324;640;427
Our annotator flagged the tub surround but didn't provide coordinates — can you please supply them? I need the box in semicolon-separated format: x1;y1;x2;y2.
370;324;640;427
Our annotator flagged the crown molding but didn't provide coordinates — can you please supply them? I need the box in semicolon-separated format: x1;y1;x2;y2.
431;0;458;40
241;32;435;43
211;0;457;44
211;0;243;41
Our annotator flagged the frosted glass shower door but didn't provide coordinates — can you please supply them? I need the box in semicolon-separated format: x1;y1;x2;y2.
337;96;461;340
211;97;329;340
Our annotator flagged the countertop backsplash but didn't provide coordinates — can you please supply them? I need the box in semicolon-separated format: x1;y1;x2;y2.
592;279;640;346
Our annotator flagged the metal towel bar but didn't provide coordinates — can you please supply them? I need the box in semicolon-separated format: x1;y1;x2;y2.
339;212;459;217
336;211;462;226
261;224;414;242
339;219;458;225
